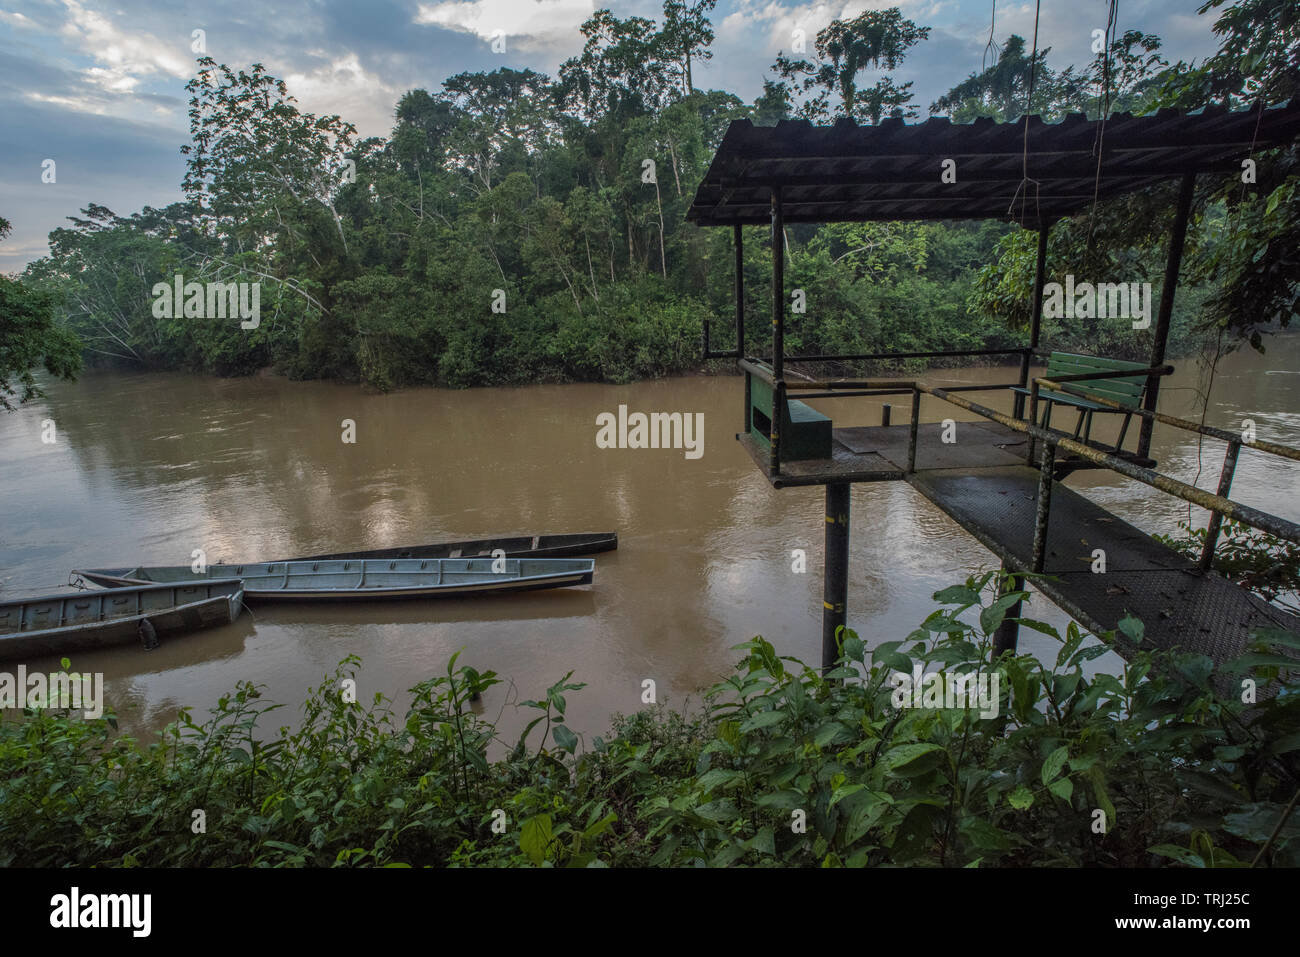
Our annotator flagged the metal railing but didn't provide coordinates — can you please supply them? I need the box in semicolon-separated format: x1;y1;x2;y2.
741;357;1300;576
916;382;1300;574
1026;374;1300;569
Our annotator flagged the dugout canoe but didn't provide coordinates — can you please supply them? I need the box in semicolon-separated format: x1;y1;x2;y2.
72;557;595;602
0;580;244;660
289;531;617;562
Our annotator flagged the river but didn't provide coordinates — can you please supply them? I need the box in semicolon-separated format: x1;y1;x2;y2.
2;337;1298;742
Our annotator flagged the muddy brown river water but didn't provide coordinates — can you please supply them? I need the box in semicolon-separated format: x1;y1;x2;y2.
2;337;1298;742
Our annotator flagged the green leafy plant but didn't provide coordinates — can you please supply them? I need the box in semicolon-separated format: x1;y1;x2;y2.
2;573;1296;867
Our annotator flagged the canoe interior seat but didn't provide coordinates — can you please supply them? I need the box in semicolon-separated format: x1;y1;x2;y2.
1011;351;1152;450
745;362;832;461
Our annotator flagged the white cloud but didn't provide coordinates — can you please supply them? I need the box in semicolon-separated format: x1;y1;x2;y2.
719;1;926;52
24;90;115;114
283;53;406;139
57;0;192;93
415;0;596;49
0;11;36;28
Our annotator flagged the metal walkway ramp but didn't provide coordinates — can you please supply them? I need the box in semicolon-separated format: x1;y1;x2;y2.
906;465;1300;666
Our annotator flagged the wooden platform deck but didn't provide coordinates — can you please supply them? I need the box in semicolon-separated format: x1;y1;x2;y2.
738;421;1029;487
906;465;1300;664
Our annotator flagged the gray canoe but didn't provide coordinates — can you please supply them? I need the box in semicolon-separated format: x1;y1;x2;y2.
0;580;244;660
72;557;595;602
290;531;617;562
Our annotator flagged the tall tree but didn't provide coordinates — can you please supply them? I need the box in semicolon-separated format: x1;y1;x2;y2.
772;9;931;123
661;0;717;95
930;35;1087;121
559;10;678;121
182;58;356;266
1156;0;1300;347
438;68;562;195
1;216;82;411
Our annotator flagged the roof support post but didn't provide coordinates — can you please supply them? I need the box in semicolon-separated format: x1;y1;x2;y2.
1138;173;1196;459
736;224;748;434
1017;224;1050;420
771;186;784;382
734;223;745;361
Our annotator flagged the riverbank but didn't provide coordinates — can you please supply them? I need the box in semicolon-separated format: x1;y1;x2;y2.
3;590;1295;868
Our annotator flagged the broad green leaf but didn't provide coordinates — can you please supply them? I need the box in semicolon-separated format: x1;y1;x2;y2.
1117;616;1144;645
695;768;742;794
520;814;553;865
740;709;786;733
933;585;980;606
1148;844;1205;868
828;783;865;809
1041;745;1068;784
1047;777;1073;801
747;826;775;857
552;724;578;753
813;721;850;748
879;743;945;777
755;790;805;810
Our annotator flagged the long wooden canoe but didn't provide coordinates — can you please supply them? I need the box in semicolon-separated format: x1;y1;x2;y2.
289;531;617;562
0;580;244;660
72;557;595;602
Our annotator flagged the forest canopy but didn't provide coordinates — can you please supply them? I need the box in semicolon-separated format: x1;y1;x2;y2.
6;0;1297;396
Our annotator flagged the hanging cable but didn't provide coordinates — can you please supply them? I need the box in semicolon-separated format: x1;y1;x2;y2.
1007;0;1042;225
1084;0;1119;259
982;0;998;73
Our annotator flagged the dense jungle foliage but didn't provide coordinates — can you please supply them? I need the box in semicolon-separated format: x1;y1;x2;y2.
3;0;1297;397
2;571;1297;867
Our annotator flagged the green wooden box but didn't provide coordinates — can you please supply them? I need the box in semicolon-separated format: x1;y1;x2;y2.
747;371;832;461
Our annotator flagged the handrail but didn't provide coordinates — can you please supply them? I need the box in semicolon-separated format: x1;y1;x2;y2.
784;347;1029;363
739;357;777;386
740;358;1300;551
702;317;741;359
1035;364;1173;384
785;378;920;391
797;382;1023;400
918;383;1300;547
1037;376;1300;463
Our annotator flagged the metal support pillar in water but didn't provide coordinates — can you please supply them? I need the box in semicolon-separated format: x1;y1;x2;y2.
823;483;850;674
992;561;1024;657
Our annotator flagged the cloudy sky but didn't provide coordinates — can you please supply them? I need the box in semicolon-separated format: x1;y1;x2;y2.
0;0;1221;272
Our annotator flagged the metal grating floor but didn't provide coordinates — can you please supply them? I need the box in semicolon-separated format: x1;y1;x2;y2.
906;465;1300;665
738;421;1029;487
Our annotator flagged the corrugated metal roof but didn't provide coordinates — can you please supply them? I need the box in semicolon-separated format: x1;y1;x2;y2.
687;100;1300;229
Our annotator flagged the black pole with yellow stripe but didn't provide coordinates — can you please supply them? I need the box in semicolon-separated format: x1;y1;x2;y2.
823;483;850;674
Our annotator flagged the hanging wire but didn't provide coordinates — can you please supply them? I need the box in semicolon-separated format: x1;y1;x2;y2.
1084;0;1120;257
1007;0;1042;225
982;0;998;72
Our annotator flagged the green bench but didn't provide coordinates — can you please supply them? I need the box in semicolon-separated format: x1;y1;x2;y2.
1011;352;1150;450
746;367;832;461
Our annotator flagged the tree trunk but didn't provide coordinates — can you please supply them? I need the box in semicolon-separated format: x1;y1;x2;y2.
585;235;599;301
655;179;667;278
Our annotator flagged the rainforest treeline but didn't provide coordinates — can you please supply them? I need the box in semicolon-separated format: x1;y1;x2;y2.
7;0;1298;393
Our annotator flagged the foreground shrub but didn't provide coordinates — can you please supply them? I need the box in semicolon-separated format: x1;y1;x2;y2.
2;573;1297;867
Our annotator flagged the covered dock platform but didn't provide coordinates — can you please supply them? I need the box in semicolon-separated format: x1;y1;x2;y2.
689;99;1300;672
